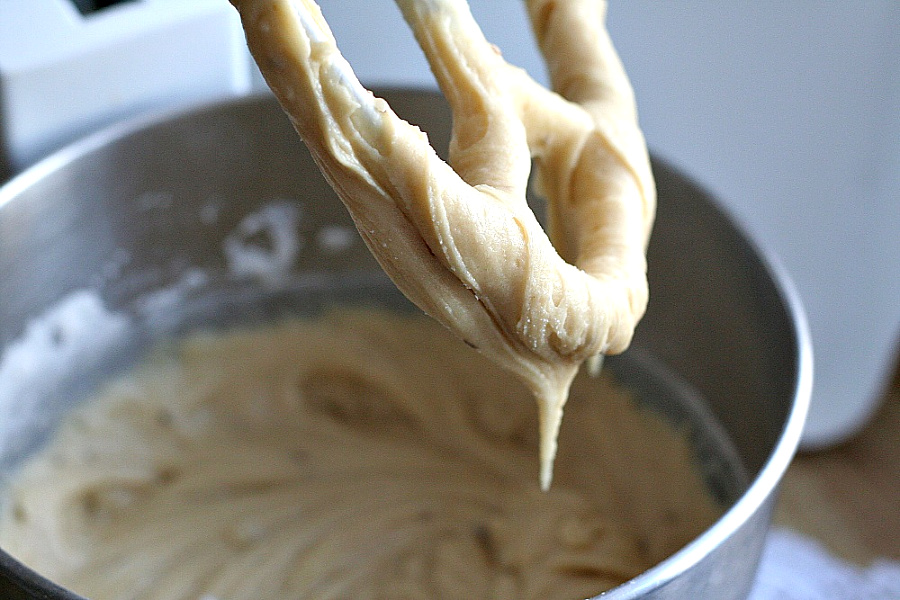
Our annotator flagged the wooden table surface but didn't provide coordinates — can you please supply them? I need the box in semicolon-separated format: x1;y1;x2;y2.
775;357;900;565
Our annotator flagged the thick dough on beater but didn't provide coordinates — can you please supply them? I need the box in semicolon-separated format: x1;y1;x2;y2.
230;0;655;488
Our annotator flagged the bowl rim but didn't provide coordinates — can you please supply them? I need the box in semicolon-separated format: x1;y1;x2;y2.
599;217;813;598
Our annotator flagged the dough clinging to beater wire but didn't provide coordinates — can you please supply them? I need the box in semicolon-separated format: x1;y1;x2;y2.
229;0;656;489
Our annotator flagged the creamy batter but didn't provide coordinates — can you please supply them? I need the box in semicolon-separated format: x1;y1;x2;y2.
0;310;719;600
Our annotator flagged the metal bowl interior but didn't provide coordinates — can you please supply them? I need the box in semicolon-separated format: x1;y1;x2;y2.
0;90;811;600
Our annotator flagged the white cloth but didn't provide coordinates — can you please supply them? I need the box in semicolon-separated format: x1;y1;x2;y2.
749;528;900;600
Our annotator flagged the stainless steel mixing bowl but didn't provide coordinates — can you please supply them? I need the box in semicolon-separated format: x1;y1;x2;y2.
0;90;811;600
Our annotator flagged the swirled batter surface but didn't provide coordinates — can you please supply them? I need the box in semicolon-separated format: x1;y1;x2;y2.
0;310;719;600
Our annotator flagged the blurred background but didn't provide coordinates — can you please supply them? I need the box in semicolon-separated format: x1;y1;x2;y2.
2;0;898;449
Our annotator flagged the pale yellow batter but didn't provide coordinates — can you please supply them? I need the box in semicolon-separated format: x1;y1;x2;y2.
0;310;719;600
